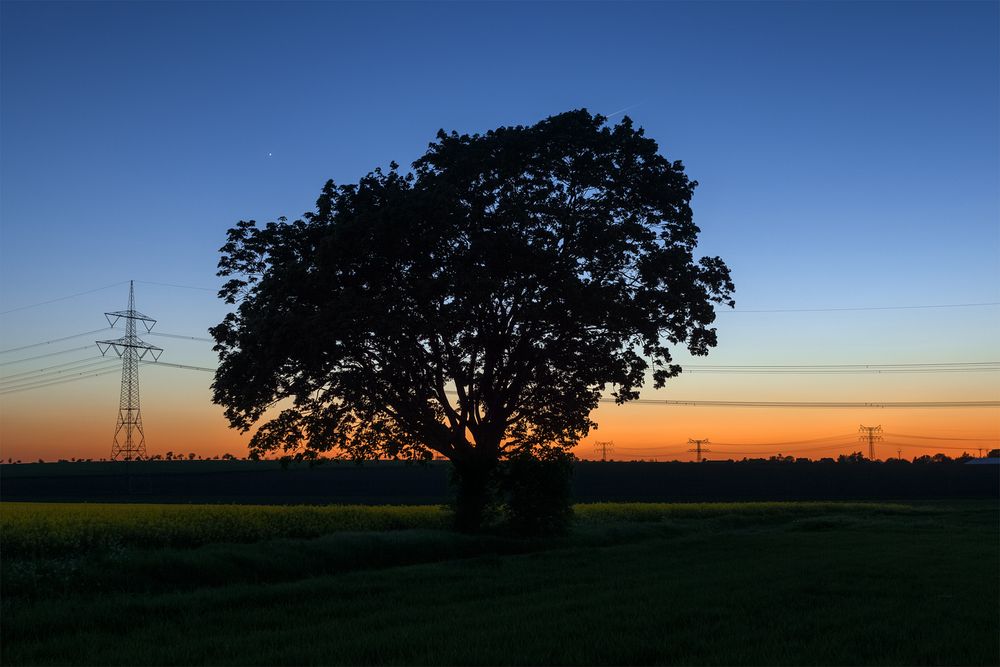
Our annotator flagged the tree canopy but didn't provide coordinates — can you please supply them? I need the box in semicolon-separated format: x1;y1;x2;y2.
211;109;734;524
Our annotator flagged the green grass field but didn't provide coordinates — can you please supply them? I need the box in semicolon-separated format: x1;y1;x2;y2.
2;500;997;665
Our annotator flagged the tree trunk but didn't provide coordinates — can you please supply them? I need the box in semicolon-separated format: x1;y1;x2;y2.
451;457;499;533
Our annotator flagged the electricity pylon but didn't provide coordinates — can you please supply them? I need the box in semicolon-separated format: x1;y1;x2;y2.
688;438;710;463
858;424;882;460
594;440;614;461
97;281;162;461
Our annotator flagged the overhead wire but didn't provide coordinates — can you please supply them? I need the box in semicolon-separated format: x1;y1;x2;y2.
687;362;999;368
0;279;217;319
682;367;999;375
881;441;995;451
135;361;1000;409
3;280;996;316
134;280;215;292
0;328;112;354
0;358;216;395
0;358;121;391
0;367;122;395
0;345;99;367
146;331;214;342
141;360;216;373
0;355;109;382
619;399;1000;408
709;434;857;446
719;302;1000;313
0;282;129;316
883;432;999;442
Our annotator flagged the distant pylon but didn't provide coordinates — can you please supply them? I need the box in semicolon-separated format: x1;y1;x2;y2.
594;440;614;461
688;438;710;463
858;424;882;460
96;281;162;461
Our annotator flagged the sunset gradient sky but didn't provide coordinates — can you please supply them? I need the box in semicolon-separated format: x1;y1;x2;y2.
1;1;997;462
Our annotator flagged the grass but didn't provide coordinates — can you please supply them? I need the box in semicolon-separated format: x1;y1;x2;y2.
2;500;997;665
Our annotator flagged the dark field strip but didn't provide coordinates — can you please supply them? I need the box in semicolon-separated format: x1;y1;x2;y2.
3;460;997;505
1;503;910;599
2;502;997;666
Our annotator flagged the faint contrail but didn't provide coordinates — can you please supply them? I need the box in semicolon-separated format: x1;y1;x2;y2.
606;104;640;118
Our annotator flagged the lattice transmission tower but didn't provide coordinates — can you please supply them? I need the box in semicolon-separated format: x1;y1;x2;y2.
858;424;882;460
594;440;614;461
97;281;162;461
688;438;711;463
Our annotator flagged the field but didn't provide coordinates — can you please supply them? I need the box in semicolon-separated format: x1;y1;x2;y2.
3;459;997;505
2;500;997;665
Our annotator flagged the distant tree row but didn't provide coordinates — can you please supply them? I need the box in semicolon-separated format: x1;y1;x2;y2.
7;449;997;465
614;450;999;464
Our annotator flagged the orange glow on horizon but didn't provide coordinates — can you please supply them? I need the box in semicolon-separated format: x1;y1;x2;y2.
1;384;997;464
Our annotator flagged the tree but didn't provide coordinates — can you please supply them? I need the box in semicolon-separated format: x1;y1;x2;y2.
211;109;734;530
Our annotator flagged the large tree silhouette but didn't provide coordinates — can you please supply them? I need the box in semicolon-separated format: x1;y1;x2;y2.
211;110;734;529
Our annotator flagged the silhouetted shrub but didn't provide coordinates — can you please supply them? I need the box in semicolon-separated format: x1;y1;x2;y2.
500;451;575;537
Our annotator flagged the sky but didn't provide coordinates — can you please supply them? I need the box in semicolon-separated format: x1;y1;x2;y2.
1;1;998;463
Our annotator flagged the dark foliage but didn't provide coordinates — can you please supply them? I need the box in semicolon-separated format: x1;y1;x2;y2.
210;109;734;529
500;449;575;536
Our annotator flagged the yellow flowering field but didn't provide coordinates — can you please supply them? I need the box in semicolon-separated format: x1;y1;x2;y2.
0;502;451;558
1;500;920;560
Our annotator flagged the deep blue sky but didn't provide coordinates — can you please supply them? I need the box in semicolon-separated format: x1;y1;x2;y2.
3;2;997;305
1;1;997;458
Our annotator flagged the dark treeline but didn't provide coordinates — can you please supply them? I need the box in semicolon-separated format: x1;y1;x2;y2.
1;459;995;505
7;448;998;466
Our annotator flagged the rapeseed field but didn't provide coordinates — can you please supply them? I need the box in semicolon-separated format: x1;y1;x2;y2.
0;502;449;558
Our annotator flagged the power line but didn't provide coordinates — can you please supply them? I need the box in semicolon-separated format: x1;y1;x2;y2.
136;361;1000;409
123;349;1000;370
620;452;691;460
619;399;1000;409
614;444;689;451
134;280;215;292
0;367;122;395
0;282;128;316
700;442;860;455
0;355;107;380
687;362;998;368
704;446;858;455
141;360;215;372
0;328;112;354
883;432;999;442
0;279;215;317
710;434;857;447
682;367;999;375
605;440;993;458
145;331;214;343
90;356;1000;410
0;358;117;387
882;441;995;452
718;302;1000;314
0;345;97;367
